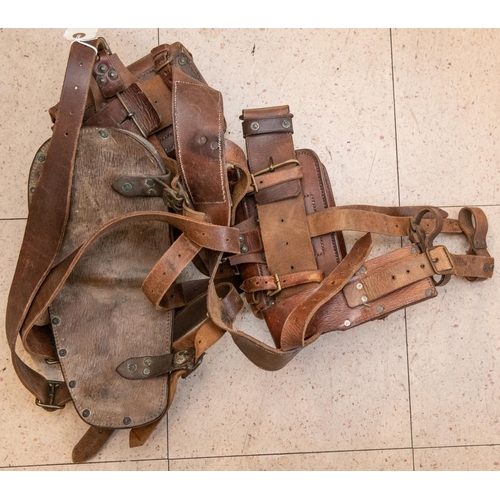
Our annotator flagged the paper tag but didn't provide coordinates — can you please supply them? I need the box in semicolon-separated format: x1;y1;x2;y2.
64;28;99;41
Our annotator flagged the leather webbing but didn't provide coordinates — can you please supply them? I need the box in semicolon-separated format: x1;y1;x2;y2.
5;39;102;406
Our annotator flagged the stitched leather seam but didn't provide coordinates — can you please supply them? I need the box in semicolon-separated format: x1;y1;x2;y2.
173;80;226;205
298;149;341;264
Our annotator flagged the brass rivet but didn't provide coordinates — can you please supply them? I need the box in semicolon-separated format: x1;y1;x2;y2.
69;380;76;389
99;129;109;138
52;316;61;326
146;178;155;187
59;348;67;357
343;320;351;327
174;352;187;364
82;409;90;418
123;417;132;425
250;122;260;131
178;56;187;66
281;119;291;129
122;183;133;192
356;283;363;290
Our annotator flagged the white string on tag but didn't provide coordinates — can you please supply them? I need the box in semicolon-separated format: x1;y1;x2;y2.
64;29;99;55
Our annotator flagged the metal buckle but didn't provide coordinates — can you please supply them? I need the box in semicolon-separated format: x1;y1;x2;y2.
250;158;300;193
35;381;66;412
426;246;455;275
267;274;282;297
161;180;192;212
181;352;205;379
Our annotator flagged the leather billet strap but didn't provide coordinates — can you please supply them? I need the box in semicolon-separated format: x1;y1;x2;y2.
5;38;105;407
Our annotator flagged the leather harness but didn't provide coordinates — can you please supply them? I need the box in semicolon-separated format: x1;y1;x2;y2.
5;37;494;462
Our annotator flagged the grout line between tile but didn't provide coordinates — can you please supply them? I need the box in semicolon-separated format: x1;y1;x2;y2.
390;27;415;472
168;446;415;463
389;28;401;209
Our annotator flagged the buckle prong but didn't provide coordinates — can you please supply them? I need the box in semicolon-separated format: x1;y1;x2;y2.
267;274;282;297
35;381;66;411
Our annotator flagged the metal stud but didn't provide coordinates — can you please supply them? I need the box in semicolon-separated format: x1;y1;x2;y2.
199;136;207;144
211;141;219;150
281;119;291;129
411;247;417;254
343;320;351;327
356;283;363;290
359;266;367;274
177;56;187;66
36;153;46;162
99;129;109;139
376;305;384;313
143;368;151;376
82;409;90;417
123;417;132;425
239;234;245;242
425;289;433;297
144;357;152;366
146;178;155;187
96;75;107;85
128;363;137;372
29;186;36;193
52;316;61;326
122;183;133;192
59;349;67;357
361;295;368;303
240;244;249;253
108;70;118;80
69;380;76;389
250;122;260;131
98;63;108;73
147;188;157;196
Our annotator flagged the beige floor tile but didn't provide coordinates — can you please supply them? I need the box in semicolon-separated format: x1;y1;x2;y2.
415;445;500;471
161;28;399;206
9;459;169;471
170;448;413;471
393;29;500;206
168;308;411;459
0;28;157;219
0;220;167;467
407;206;500;448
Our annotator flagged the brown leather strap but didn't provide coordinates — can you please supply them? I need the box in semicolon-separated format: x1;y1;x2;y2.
5;38;102;406
72;426;115;463
206;234;373;369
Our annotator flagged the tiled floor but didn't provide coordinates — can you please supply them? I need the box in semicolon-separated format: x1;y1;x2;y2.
1;28;499;471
